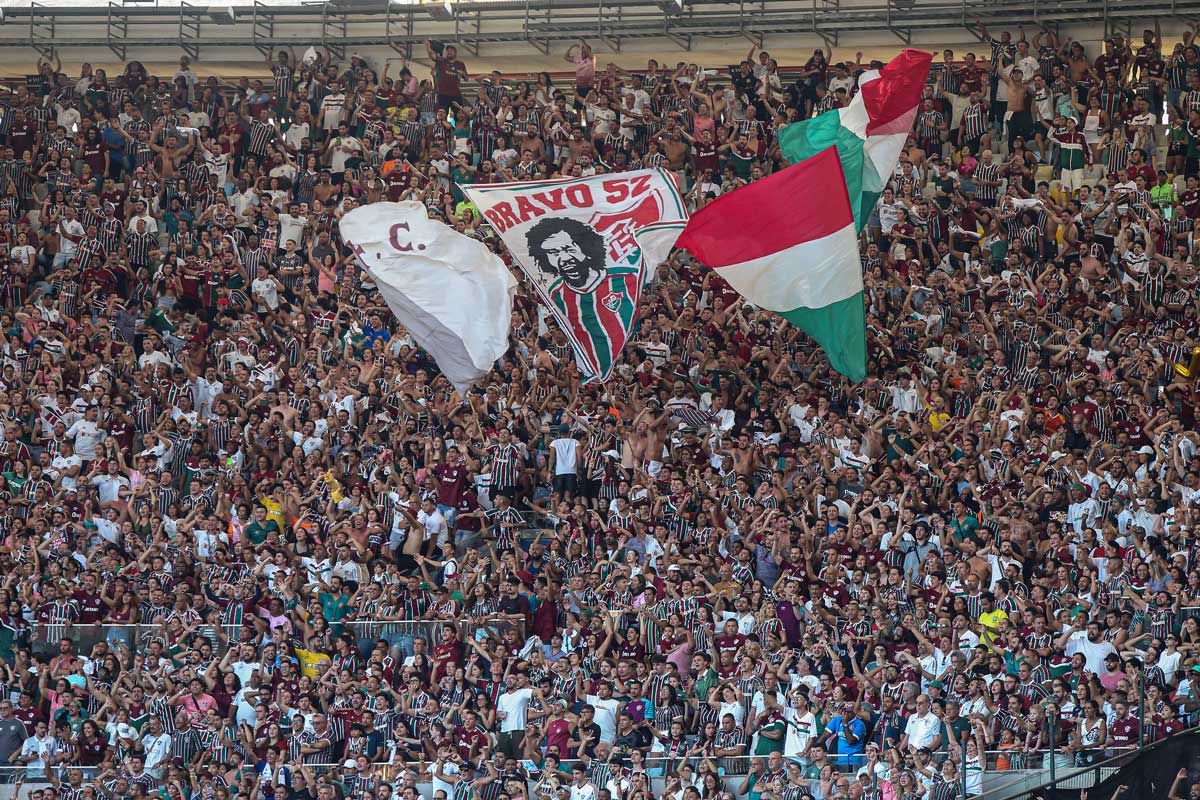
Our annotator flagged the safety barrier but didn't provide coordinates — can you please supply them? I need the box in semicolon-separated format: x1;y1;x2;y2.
17;618;525;662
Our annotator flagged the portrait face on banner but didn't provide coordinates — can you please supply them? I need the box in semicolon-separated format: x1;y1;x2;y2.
464;171;688;383
524;216;609;294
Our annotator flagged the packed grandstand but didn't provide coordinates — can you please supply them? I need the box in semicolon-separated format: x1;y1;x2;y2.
0;16;1197;800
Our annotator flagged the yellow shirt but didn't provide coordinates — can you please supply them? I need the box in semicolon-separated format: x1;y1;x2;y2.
928;409;951;432
978;609;1009;644
260;497;285;532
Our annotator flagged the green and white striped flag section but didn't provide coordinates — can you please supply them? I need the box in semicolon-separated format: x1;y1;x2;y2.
676;147;866;381
778;48;934;232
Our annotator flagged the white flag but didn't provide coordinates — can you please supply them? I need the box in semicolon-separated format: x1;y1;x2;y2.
339;202;516;394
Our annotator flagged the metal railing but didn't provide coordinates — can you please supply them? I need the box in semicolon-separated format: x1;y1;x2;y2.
16;618;525;662
0;746;1140;784
0;732;1192;800
981;726;1200;800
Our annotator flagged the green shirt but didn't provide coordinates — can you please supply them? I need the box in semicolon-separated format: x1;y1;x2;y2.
450;165;474;203
318;592;351;629
744;773;764;800
1187;124;1200;159
940;717;970;751
728;149;755;180
454;199;479;220
693;667;720;701
951;513;981;541
244;519;280;546
988;237;1008;266
1151;182;1177;209
754;717;786;755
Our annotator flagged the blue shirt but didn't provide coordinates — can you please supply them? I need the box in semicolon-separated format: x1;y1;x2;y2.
826;714;866;757
102;124;126;153
361;325;391;347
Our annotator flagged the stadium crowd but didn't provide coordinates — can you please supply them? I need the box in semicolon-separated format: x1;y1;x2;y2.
0;21;1199;800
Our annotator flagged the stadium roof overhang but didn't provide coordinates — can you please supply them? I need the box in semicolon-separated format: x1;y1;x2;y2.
0;0;1197;63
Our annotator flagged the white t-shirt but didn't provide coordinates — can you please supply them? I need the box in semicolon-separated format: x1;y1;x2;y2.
878;203;902;235
550;437;579;476
329;136;364;172
492;147;518;170
139;350;174;371
1065;630;1116;674
417;507;449;546
205;150;230;186
231;189;258;216
142;732;172;771
51;454;82;490
231;659;260;686
721;611;757;636
432;759;459;800
284;121;311;151
904;711;940;749
918;648;952;691
232;687;259;725
91;474;129;504
588;106;617;137
277;214;308;248
57;219;85;256
320;93;347;129
20;735;58;769
586;695;621;743
67;419;106;459
497;687;533;732
642;340;670;367
290;431;324;457
251;277;281;310
783;708;817;756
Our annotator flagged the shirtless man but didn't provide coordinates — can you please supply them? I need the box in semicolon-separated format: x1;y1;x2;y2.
517;125;546;163
149;119;196;180
1001;65;1034;148
566;126;596;164
720;432;762;479
627;398;668;479
1060;38;1099;103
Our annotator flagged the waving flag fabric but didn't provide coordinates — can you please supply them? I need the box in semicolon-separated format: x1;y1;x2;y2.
339;202;516;394
464;171;687;384
778;48;933;231
676;148;866;381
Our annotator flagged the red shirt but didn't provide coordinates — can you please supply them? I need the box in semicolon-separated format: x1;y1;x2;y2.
1180;189;1200;219
73;590;105;624
434;462;469;507
714;633;747;655
220;123;243;155
454;725;489;759
432;640;463;684
434;57;466;97
1125;164;1155;184
1109;717;1139;745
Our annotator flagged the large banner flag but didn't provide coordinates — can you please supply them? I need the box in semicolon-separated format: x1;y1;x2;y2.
463;171;687;383
778;49;932;231
675;147;866;382
339;202;516;394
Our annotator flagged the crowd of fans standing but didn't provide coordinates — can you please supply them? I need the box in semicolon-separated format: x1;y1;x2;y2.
0;21;1198;800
